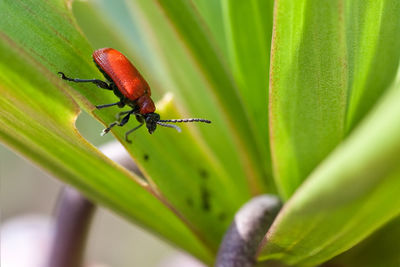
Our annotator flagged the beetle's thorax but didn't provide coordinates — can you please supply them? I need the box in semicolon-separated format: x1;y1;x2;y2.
137;94;155;114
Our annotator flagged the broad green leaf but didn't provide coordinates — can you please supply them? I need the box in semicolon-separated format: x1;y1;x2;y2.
328;215;400;267
269;0;400;199
269;0;348;198
0;0;216;262
0;34;211;263
192;0;228;58
154;0;272;193
345;1;400;133
72;0;169;86
72;1;136;55
222;0;275;191
260;75;400;265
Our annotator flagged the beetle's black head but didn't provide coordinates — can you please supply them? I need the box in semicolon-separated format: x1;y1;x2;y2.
144;113;160;134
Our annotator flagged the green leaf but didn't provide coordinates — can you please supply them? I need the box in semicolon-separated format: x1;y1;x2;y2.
192;0;228;58
328;215;400;267
260;74;400;265
154;0;272;193
0;0;213;262
222;0;275;192
269;0;400;199
344;1;400;133
269;0;348;198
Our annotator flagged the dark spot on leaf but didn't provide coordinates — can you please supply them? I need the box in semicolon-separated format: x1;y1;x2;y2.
218;212;227;221
144;154;149;161
186;197;194;207
199;169;208;179
201;186;211;212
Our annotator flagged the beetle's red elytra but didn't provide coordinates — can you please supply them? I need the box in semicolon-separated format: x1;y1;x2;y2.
92;48;155;114
58;48;211;143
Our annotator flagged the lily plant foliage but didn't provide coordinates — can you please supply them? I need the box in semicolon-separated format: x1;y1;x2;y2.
0;0;399;266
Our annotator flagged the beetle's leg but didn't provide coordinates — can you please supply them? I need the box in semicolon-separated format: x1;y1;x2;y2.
96;102;124;109
100;121;118;136
118;112;133;127
135;114;145;124
116;110;133;121
101;111;133;136
58;72;112;90
125;124;144;143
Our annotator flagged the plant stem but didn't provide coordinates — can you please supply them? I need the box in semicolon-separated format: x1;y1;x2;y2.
46;186;95;267
215;195;282;267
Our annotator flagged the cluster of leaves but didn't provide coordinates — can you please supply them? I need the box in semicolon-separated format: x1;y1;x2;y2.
0;0;399;266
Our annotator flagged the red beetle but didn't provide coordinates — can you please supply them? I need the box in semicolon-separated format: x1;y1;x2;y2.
59;48;211;142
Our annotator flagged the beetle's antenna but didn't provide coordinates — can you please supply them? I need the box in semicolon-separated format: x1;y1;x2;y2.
158;118;211;124
156;122;182;132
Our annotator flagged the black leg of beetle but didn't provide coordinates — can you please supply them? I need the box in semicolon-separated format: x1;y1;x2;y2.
101;122;118;136
118;112;133;126
58;72;112;90
95;102;124;109
125;124;144;143
116;110;133;120
101;111;133;136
